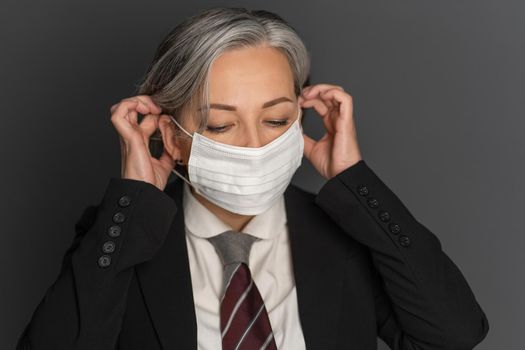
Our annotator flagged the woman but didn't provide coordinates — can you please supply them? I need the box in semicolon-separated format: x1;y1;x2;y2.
17;7;489;350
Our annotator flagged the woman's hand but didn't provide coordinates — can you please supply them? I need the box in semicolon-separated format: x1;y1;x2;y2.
299;84;363;180
110;95;175;191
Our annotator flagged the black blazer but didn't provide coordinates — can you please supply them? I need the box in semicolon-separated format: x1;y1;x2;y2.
16;159;489;349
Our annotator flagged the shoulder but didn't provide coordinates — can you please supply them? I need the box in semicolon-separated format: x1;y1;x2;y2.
284;182;324;219
285;182;368;259
285;182;317;201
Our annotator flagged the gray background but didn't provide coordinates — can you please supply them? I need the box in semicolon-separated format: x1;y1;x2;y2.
2;0;522;348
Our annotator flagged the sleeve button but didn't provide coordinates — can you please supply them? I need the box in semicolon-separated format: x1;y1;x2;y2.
389;223;401;234
357;185;369;196
118;195;131;207
98;255;112;268
367;197;379;208
378;210;391;222
112;212;126;224
399;235;411;247
102;241;116;253
108;225;121;238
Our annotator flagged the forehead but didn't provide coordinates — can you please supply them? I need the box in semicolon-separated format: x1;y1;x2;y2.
208;46;295;102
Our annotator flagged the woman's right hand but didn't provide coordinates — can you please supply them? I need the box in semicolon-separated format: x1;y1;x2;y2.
110;95;176;191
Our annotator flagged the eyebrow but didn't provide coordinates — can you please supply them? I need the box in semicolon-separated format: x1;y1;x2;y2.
198;96;294;112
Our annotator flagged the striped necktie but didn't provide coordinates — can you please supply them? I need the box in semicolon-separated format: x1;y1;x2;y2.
207;230;278;350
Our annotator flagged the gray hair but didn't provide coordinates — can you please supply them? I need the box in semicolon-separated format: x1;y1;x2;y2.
134;6;311;146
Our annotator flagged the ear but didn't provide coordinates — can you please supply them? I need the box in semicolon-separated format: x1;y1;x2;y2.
158;114;185;162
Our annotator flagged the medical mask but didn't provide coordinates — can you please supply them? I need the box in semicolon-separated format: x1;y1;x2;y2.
169;105;304;215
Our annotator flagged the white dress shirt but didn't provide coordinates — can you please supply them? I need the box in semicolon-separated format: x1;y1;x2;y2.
182;182;307;349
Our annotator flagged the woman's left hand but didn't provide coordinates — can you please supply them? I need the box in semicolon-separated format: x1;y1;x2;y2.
299;84;363;180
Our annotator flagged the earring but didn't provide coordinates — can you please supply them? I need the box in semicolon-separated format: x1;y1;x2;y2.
176;159;185;165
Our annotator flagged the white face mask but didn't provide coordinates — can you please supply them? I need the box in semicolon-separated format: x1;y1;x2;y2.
169;104;304;215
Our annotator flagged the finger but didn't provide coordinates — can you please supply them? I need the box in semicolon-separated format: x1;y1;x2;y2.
139;114;160;136
302;84;344;100
300;99;335;134
110;100;138;117
121;97;158;116
113;96;160;117
301;98;330;116
318;90;337;110
318;90;347;135
111;100;140;135
139;114;160;146
110;99;149;124
303;86;342;111
318;89;353;122
302;84;340;96
134;95;163;115
301;86;313;96
318;87;345;110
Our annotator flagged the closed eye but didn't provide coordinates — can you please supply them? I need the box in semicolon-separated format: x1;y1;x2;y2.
206;125;231;133
266;119;289;127
206;119;290;134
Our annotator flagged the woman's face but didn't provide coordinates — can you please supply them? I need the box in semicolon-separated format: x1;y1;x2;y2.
164;45;301;164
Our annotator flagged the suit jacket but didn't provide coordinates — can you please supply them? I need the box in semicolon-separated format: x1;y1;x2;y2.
16;159;489;349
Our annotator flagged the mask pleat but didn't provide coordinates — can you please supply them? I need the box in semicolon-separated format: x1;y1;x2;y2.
171;105;304;215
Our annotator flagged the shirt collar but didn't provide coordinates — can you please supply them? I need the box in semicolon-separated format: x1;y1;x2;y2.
182;182;286;240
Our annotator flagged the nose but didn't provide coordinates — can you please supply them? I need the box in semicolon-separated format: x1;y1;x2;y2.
242;124;264;148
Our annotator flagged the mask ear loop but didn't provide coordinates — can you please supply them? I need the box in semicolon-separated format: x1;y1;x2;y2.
169;115;194;139
296;101;304;132
168;115;195;188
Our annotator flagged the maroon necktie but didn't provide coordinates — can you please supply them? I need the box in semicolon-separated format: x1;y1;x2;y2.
208;230;278;350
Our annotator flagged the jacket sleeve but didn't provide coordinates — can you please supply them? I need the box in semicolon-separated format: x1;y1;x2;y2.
314;159;489;349
16;177;178;350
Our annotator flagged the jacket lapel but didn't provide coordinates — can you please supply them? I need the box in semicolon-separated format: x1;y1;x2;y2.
135;178;346;349
284;184;348;349
135;177;198;349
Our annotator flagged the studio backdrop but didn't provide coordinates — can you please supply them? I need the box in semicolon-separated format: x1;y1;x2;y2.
2;1;523;349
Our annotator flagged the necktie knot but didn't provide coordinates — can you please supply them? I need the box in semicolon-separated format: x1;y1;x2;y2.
207;230;260;296
207;230;259;266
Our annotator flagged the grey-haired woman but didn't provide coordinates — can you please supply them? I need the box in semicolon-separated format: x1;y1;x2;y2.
17;7;489;350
